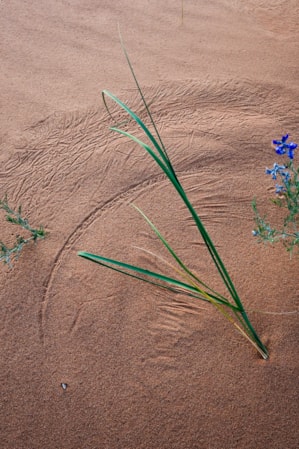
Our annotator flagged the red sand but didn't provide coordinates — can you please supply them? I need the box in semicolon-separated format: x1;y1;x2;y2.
1;1;298;448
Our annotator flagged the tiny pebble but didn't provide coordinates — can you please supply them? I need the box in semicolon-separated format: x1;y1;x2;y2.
61;383;68;390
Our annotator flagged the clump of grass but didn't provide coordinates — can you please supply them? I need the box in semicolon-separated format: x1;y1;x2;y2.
0;195;47;267
78;40;269;360
253;134;298;255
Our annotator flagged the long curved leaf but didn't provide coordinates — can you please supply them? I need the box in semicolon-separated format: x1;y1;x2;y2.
132;204;234;307
78;251;239;310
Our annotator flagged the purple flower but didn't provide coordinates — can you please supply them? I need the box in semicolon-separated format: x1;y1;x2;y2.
265;163;286;180
288;146;296;160
275;184;286;194
273;134;297;159
281;170;291;183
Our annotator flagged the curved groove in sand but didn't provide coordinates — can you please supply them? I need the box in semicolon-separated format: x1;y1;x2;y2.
40;171;168;343
2;78;298;344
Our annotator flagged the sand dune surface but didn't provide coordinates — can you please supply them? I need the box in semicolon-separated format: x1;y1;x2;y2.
0;1;298;448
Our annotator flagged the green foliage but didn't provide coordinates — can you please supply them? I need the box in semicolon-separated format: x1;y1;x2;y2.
0;195;47;267
78;40;268;359
253;139;299;255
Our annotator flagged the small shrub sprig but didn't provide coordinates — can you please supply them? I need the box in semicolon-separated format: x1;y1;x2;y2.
0;196;46;267
253;134;299;254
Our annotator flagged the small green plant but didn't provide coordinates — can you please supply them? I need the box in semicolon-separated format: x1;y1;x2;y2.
0;195;46;267
253;134;298;255
78;42;269;359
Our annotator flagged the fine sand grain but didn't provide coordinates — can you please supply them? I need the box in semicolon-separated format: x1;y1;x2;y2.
1;1;298;448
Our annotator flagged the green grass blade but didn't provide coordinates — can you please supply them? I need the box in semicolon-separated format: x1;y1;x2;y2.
110;43;269;356
108;126;171;177
102;92;239;301
113;38;241;304
132;204;235;307
78;251;204;292
79;42;269;357
118;27;170;162
78;251;239;310
103;94;268;355
110;118;239;303
102;90;172;171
